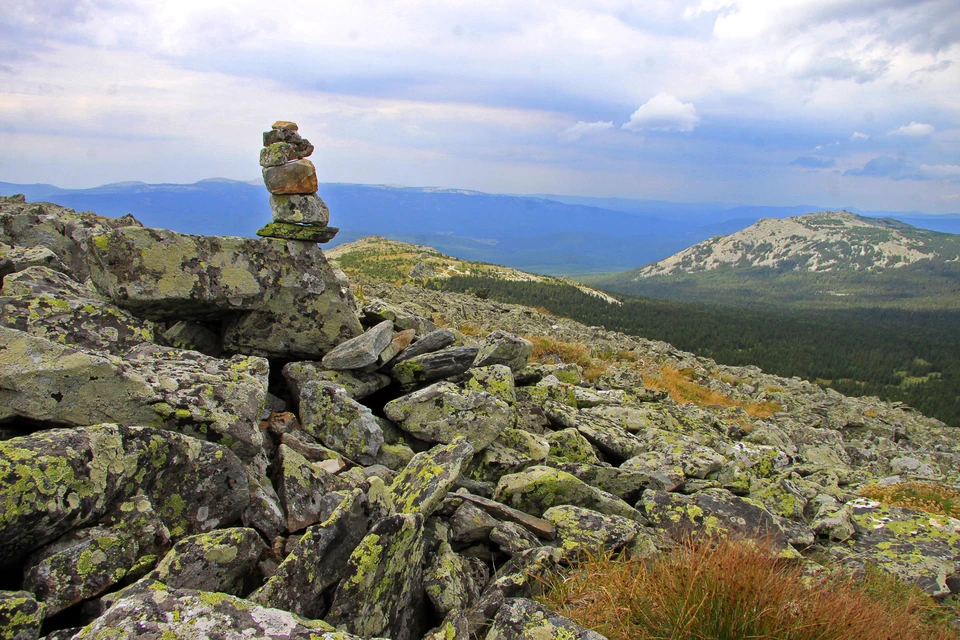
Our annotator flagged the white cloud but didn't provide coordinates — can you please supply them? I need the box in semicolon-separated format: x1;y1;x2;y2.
561;120;613;142
942;193;960;201
814;145;824;151
622;93;700;133
850;131;869;140
889;122;935;136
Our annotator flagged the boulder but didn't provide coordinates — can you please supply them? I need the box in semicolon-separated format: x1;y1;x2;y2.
389;327;456;362
327;513;427;640
451;501;500;545
283;361;390;400
473;330;534;372
87;228;361;358
384;381;514;450
252;489;372;618
542;505;642;558
0;591;44;640
468;429;550;484
454;492;556;540
490;521;542;555
0;424;248;567
72;582;338;639
545;429;600;465
269;193;328;225
273;444;336;532
321;320;395;370
390;345;479;387
262;159;319;194
298;382;383;464
494;466;642;521
484;597;608;640
424;539;483;617
464;364;516;405
389;438;474;518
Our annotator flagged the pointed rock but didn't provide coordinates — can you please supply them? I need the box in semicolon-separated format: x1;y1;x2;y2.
321;320;395;370
389;439;474;518
274;444;334;533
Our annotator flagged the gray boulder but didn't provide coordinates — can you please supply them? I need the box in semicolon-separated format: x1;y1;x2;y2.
298;382;383;464
321;319;394;370
474;330;534;372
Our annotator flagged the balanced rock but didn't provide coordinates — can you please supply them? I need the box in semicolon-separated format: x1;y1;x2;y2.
260;141;315;168
269;193;328;225
262;159;319;195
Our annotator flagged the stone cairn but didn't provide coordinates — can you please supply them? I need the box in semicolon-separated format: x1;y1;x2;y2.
257;121;339;243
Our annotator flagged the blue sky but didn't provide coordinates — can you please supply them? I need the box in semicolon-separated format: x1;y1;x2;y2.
1;0;958;212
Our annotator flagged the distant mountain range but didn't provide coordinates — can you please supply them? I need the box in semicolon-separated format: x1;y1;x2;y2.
587;210;960;311
2;179;958;275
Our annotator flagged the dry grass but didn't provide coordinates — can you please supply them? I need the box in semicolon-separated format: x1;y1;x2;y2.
528;336;608;381
644;366;781;418
537;537;959;640
859;481;960;519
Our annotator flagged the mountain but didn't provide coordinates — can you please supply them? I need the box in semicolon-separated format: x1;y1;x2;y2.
587;210;960;311
3;180;958;276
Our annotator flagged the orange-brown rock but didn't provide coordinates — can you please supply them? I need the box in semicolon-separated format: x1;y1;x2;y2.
262;159;318;195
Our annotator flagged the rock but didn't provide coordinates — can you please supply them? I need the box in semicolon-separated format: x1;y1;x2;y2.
424;539;482;617
827;498;960;597
327;513;426;640
260;141;315;168
321;320;395;370
390;345;480;387
468;429;550;484
162;321;222;357
0;591;44;640
571;417;646;463
546;462;650;505
0;264;92;298
474;330;534;372
484;597;608;640
73;582;337;639
464;364;516;405
0;424;248;567
255;222;339;243
269;193;328;225
240;461;288;539
142;527;266;595
494;466;643;521
251;489;372;619
0;196;141;281
378;328;416;366
272;120;299;131
262;159;319;195
273;444;335;532
545;428;600;465
283;361;390;401
263;127;303;146
87;228;361;358
384;381;514;450
298;382;383;464
451;501;500;545
0;244;67;274
389;327;456;363
490;521;542;555
389;439;474;518
641;489;792;553
543;505;642;558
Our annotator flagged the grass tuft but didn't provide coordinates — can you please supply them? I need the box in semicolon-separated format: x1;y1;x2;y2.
644;365;782;418
859;481;960;519
537;536;959;640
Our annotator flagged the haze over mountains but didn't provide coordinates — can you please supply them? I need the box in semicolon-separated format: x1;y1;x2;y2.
2;179;958;276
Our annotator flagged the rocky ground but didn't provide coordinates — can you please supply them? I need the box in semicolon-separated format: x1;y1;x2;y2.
1;193;959;639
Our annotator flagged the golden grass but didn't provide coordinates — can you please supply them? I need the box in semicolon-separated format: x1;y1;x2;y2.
859;481;960;519
537;537;959;640
527;336;608;381
643;365;782;418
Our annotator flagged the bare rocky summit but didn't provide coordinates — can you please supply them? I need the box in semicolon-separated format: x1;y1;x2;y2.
1;169;960;638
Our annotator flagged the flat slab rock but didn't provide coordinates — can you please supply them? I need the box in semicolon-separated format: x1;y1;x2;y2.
321;320;395;370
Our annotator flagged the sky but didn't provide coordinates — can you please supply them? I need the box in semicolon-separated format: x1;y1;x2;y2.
1;0;959;212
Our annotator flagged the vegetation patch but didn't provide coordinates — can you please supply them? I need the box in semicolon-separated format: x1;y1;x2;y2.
536;537;959;640
859;481;960;519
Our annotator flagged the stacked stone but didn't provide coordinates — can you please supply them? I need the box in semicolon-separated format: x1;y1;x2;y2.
257;121;339;243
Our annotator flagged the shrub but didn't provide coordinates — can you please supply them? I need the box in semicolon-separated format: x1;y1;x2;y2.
537;537;959;640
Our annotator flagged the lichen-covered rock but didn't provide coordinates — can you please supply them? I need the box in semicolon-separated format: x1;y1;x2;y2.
543;505;642;558
327;513;427;640
389;439;474;518
424;539;482;617
0;271;158;355
464;365;516;405
641;488;792;553
0;243;67;275
72;582;337;639
142;527;266;595
545;429;599;465
161;321;222;357
389;327;456;362
1;264;94;298
0;196;141;281
23;526;141;616
454;492;556;540
87;228;361;358
468;429;550;484
282;361;390;401
546;462;650;505
484;597;608;640
0;590;44;640
494;466;642;521
473;330;534;372
252;489;372;618
827;498;960;597
384;381;514;450
273;444;335;533
260;140;315;168
390;346;479;387
0;424;248;567
269;194;328;225
321;320;395;370
298;382;383;464
490;521;542;555
451;501;500;545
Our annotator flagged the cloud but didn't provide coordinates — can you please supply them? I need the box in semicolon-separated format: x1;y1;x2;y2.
889;122;935;136
844;157;960;181
793;55;889;84
622;93;700;133
791;156;836;168
850;131;869;140
560;120;613;142
942;193;960;201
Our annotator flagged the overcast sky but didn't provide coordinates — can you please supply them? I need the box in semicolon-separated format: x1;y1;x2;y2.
1;0;958;212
